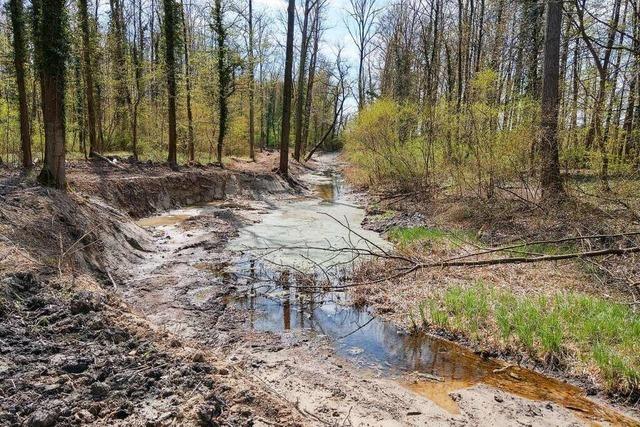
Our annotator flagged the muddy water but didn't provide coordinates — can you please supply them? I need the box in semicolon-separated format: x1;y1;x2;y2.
225;170;638;426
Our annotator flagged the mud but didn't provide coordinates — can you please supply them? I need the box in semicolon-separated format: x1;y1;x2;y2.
2;154;638;426
127;154;638;426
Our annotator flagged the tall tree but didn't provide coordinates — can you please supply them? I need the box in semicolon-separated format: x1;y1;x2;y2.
8;0;32;168
302;0;322;155
213;0;231;165
33;0;68;189
78;0;99;157
109;0;130;147
180;0;195;162
247;0;256;161
279;0;296;176
574;0;622;188
346;0;379;111
293;0;313;161
540;0;563;198
163;0;178;167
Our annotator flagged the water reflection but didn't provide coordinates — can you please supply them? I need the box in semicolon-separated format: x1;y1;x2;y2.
226;171;638;425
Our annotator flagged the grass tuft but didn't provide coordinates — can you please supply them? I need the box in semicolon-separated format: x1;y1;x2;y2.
387;226;478;247
420;285;640;395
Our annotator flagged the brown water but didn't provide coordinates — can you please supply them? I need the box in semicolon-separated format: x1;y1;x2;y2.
136;213;192;227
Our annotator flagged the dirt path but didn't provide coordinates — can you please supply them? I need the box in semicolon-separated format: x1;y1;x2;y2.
114;154;624;427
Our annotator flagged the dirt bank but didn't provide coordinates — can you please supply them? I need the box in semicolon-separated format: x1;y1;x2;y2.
0;154;304;425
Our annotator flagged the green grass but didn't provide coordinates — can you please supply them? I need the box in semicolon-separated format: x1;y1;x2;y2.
387;226;478;247
419;284;640;394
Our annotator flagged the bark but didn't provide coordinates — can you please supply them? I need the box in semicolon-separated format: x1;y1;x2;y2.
33;0;67;189
279;0;295;177
163;0;178;167
78;0;99;156
302;3;320;156
248;0;256;161
540;0;563;198
293;0;312;161
8;0;32;168
180;0;195;162
214;0;229;165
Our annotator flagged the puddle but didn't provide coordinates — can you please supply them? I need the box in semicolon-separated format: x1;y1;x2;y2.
136;214;193;227
223;170;639;425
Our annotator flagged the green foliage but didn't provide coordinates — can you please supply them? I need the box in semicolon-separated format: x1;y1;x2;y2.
420;286;640;393
345;89;539;195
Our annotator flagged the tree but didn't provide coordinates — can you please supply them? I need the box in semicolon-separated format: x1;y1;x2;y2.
279;0;296;177
78;0;99;157
540;0;563;198
293;0;313;161
163;0;178;168
8;0;32;168
33;0;68;189
573;0;623;188
302;0;322;155
213;0;231;165
346;0;379;111
180;0;195;162
247;0;256;161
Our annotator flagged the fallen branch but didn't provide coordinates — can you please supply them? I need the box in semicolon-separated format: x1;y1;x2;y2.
91;152;127;170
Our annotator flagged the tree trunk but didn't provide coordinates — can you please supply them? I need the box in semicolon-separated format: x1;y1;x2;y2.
33;0;67;189
279;0;295;177
78;0;99;157
180;0;195;162
293;0;312;161
8;0;32;168
163;0;178;167
248;0;256;161
302;3;320;157
214;0;229;165
540;0;563;198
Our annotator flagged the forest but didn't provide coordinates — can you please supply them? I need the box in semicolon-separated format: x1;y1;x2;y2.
1;0;640;425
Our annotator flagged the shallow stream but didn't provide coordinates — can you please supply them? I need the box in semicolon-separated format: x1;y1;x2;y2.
223;169;637;425
136;165;638;425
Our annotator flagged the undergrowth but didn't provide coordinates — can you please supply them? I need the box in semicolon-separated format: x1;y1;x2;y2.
415;284;640;395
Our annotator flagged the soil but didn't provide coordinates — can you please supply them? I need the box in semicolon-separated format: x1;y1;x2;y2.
1;152;638;426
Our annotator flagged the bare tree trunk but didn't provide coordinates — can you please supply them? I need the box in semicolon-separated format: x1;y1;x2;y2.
293;0;312;161
180;0;195;162
214;0;229;165
8;0;32;168
33;0;67;189
279;0;295;177
302;3;320;157
78;0;99;157
163;0;178;167
540;0;563;198
248;0;256;161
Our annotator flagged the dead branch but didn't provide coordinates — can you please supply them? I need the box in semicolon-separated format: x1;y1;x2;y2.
91;152;127;170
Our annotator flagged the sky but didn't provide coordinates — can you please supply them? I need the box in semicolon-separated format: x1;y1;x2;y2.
252;0;380;112
253;0;360;64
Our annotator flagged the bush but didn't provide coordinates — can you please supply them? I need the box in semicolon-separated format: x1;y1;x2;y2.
344;82;539;196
